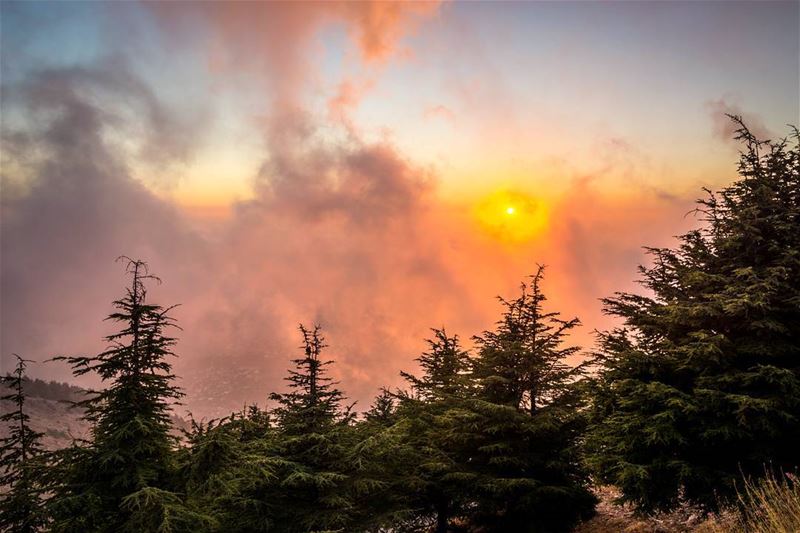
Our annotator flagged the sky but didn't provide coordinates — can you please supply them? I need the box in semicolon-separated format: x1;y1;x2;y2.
1;1;798;416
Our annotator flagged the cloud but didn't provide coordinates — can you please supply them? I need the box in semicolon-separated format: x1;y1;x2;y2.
0;52;470;418
0;60;701;416
2;2;707;420
424;104;456;123
327;80;376;131
149;1;441;95
0;62;209;379
337;1;441;62
706;97;772;143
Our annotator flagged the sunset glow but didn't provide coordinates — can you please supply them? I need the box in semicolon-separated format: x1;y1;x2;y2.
1;0;797;415
475;190;550;243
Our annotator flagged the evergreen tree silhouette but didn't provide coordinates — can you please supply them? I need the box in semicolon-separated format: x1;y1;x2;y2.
459;268;595;531
401;328;473;401
585;117;800;511
0;355;47;532
266;324;355;532
48;257;208;532
472;265;583;413
396;328;474;532
177;409;273;532
270;324;347;434
346;388;418;531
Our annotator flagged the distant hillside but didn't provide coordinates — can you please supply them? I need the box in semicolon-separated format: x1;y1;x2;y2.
0;378;90;450
1;377;189;450
14;376;85;403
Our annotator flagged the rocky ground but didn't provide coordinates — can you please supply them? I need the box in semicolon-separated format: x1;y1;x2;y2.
575;486;712;533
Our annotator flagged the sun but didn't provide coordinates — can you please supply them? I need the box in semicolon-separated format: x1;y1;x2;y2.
475;190;549;243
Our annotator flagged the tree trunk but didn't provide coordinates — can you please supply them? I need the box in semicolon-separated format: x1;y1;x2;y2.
435;498;449;533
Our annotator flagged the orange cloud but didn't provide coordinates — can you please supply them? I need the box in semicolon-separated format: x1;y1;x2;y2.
3;2;711;420
338;1;442;61
327;79;375;130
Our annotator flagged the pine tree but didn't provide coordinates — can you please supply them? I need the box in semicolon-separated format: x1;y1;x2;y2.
347;389;418;531
460;267;596;531
400;328;473;401
0;355;47;532
585;118;800;512
270;324;348;435
177;410;274;533
363;388;396;425
395;328;474;533
48;257;203;532
265;324;355;532
472;265;583;413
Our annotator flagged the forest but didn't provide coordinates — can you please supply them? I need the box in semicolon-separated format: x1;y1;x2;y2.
1;119;799;532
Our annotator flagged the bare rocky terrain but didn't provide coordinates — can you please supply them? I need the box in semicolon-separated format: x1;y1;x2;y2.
576;487;715;533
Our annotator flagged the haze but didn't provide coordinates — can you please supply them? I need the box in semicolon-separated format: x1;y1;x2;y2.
1;0;798;416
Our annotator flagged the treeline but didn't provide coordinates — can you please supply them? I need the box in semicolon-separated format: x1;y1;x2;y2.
0;378;84;404
1;118;798;532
